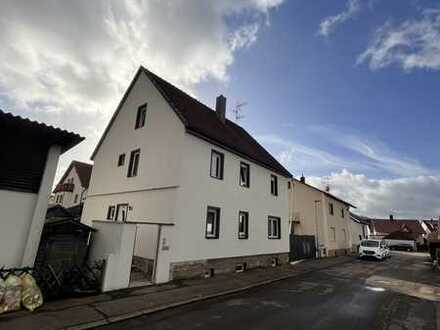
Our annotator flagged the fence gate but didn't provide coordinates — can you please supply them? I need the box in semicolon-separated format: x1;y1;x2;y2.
289;235;316;261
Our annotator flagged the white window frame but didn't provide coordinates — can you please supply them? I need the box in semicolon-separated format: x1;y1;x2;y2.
270;175;278;196
206;206;220;239
238;211;249;239
128;149;140;177
239;162;250;187
268;216;281;239
210;150;224;180
330;227;336;241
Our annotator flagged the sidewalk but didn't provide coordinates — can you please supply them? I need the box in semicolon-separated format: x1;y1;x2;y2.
0;256;353;330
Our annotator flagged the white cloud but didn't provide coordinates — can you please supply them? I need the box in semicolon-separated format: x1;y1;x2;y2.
258;130;440;218
0;0;283;182
258;128;433;178
318;0;362;37
307;170;440;219
358;9;440;70
309;126;433;177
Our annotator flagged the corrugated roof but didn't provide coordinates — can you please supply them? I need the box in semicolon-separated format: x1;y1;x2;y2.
0;109;84;153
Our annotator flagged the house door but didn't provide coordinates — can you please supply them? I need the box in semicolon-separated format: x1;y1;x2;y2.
116;204;129;222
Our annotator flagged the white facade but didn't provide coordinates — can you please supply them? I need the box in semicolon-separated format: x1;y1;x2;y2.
54;163;90;208
1;145;62;267
81;70;290;283
289;179;354;256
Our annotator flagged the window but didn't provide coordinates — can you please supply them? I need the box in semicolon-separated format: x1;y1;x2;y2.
270;175;278;196
60;194;64;204
238;211;249;239
127;149;140;177
206;206;220;239
135;103;147;129
341;207;345;218
239;162;250;187
116;204;129;221
329;203;334;215
342;229;347;241
288;181;291;189
268;216;281;239
210;150;224;179
74;194;78;204
107;206;116;220
118;154;125;167
330;227;336;241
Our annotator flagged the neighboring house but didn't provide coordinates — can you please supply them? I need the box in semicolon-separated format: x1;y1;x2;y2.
0;110;83;268
289;176;356;258
368;215;426;244
81;66;292;284
349;212;371;246
53;161;93;208
422;219;438;236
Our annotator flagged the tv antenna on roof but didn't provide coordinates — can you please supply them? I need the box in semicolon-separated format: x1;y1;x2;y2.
233;101;247;122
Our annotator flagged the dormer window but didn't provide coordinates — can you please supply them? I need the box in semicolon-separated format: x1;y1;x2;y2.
135;103;147;129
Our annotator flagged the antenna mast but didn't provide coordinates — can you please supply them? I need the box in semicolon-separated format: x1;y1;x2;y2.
233;101;247;122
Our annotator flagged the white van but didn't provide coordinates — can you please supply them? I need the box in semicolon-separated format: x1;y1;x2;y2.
359;239;390;260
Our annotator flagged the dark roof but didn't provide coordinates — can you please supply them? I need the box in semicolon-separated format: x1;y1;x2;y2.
384;228;418;241
0;109;83;153
371;219;426;235
350;212;371;225
91;67;292;178
54;161;93;192
293;178;356;208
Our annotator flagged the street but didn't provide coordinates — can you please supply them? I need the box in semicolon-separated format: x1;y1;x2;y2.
98;252;439;330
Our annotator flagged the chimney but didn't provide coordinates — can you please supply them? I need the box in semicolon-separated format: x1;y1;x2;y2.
300;174;306;184
216;95;226;123
325;185;330;192
389;214;394;221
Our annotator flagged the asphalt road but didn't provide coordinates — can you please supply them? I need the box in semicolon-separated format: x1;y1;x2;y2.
98;252;439;330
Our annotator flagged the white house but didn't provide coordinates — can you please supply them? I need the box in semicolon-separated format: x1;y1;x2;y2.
81;66;292;284
289;176;356;257
53;160;93;208
0;110;83;268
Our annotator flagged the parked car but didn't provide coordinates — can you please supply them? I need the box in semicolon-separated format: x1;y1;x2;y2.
359;239;390;260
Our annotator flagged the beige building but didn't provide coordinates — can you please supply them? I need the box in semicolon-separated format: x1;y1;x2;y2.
289;176;356;257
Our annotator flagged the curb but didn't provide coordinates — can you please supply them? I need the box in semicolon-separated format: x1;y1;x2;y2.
67;257;353;330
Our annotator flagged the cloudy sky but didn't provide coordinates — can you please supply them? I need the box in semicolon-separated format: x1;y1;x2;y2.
1;0;439;219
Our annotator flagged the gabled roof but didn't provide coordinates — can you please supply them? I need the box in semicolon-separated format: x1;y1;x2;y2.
91;66;292;178
293;178;356;208
371;219;426;235
54;161;93;191
0;109;83;153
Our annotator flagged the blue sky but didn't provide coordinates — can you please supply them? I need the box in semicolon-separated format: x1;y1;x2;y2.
0;0;439;218
198;0;440;179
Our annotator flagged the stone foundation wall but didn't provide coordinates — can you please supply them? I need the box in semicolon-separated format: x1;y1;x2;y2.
170;252;289;280
327;248;351;257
